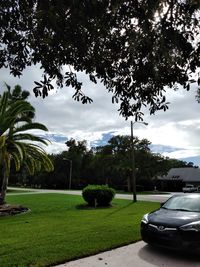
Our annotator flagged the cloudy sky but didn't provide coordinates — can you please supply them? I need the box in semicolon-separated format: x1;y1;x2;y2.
1;66;200;166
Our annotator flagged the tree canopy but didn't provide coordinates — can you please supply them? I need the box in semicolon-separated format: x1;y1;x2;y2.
1;0;200;119
16;135;195;191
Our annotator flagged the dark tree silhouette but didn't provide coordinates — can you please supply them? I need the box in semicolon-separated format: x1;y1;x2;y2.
1;1;199;119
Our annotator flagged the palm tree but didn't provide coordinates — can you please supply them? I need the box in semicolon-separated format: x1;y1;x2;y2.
5;84;35;121
5;84;31;101
0;91;54;204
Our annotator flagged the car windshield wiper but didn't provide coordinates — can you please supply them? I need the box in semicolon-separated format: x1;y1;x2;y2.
162;207;192;211
172;208;191;212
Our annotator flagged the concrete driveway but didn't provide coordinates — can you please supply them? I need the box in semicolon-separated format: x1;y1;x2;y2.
54;241;200;267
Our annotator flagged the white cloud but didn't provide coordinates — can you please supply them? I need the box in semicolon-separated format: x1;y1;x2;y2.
163;148;200;159
45;141;67;155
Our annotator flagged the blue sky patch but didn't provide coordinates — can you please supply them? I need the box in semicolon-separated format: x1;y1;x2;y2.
150;144;184;154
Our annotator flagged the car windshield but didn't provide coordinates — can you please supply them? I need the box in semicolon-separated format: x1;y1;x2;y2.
162;195;200;212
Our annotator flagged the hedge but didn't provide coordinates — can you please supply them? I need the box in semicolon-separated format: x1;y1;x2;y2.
82;185;116;207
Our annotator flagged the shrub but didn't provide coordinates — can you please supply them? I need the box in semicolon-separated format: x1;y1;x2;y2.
82;185;116;207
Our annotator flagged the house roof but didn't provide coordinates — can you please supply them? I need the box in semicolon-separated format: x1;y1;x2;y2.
160;167;200;182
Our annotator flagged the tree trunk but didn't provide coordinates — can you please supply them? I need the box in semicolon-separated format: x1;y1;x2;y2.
0;166;8;205
127;176;131;192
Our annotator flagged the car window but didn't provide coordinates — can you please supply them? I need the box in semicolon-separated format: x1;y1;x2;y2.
163;196;200;212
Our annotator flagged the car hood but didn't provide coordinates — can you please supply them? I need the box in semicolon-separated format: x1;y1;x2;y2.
148;208;200;227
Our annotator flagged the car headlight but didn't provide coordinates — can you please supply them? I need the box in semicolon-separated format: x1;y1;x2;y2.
180;221;200;232
141;213;149;224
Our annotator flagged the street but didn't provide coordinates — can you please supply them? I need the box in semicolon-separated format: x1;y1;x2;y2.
8;187;175;203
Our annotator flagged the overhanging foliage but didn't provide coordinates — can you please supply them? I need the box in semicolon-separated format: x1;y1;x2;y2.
1;0;200;119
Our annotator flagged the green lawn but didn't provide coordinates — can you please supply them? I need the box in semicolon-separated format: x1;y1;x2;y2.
0;194;159;267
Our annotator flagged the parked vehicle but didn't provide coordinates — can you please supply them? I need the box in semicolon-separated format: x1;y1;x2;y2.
182;184;197;193
141;194;200;251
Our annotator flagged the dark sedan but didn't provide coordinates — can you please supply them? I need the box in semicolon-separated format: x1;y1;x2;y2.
141;194;200;251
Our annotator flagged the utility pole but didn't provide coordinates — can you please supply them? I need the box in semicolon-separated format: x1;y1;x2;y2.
131;121;148;202
131;121;137;202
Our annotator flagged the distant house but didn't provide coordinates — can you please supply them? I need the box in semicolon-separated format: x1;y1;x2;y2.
158;167;200;191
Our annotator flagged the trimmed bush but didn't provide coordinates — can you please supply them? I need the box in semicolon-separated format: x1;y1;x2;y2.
82;185;116;207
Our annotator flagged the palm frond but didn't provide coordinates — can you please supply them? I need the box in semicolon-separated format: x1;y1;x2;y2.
24;143;47;154
10;141;26;161
13;133;49;146
13;122;48;133
0;135;6;149
12;152;21;171
0;91;9;115
24;157;35;175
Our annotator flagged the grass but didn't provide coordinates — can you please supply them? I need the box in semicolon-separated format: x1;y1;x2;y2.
0;193;159;267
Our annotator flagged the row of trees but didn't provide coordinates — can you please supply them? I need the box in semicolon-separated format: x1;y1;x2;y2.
9;135;194;192
0;85;53;204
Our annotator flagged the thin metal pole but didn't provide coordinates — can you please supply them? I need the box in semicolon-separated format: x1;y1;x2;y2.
131;121;137;202
69;160;72;190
